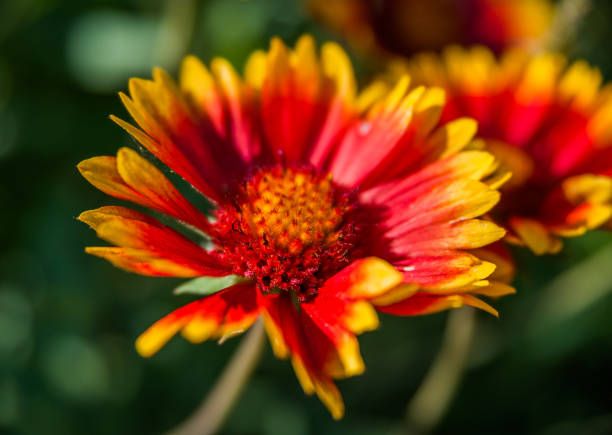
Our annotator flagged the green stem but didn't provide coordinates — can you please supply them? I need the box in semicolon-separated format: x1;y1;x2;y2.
404;308;477;434
167;319;266;435
536;0;591;51
155;0;198;69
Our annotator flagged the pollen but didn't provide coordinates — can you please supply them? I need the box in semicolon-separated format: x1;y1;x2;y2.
241;168;343;255
212;167;361;299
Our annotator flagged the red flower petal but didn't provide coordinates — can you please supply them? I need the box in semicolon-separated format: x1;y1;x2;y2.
261;293;345;419
386;219;505;254
79;206;229;277
136;282;260;357
262;36;325;163
378;292;499;317
393;251;496;290
361;150;497;206
78;148;211;232
300;258;403;377
115;67;249;201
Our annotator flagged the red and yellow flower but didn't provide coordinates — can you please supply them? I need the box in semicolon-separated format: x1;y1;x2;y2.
397;46;612;254
78;36;513;418
309;0;554;57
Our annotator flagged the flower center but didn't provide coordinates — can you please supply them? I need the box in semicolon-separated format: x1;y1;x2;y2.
212;167;360;300
242;168;343;253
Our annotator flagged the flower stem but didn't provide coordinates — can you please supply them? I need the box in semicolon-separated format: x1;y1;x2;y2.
167;319;266;435
155;0;198;70
404;308;476;434
536;0;591;51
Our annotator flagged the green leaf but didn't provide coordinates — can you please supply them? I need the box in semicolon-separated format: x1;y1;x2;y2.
173;275;247;296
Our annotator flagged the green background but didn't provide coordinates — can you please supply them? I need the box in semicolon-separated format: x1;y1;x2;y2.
1;0;612;434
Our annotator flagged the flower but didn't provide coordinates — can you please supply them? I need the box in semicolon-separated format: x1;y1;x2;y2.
308;0;554;57
78;36;512;418
395;46;612;254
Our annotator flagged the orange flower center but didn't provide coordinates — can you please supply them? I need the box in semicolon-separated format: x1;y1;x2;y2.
240;168;344;255
212;167;361;300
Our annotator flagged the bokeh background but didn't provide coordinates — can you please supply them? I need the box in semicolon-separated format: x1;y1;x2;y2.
2;0;612;434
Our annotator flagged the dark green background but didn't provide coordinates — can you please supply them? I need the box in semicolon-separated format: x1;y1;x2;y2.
1;0;612;434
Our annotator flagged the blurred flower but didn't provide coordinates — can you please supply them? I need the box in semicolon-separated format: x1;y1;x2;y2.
394;46;612;254
309;0;554;57
78;36;512;418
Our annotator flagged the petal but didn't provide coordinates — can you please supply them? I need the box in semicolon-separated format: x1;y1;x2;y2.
115;148;211;230
261;35;323;163
563;202;612;230
111;113;222;202
425;117;478;160
508;217;561;255
261;294;345;419
369;284;419;307
519;175;612;243
78;148;211;232
381;179;500;232
79;206;229;276
387;219;505;254
562;174;612;205
393;251;497;291
328;79;428;186
300;296;370;378
471;243;516;284
210;57;262;163
117;67;245;201
179;55;226;138
468;281;516;298
244;49;267;89
77;155;138;201
483;139;534;191
588;98;612;147
84;247;203;277
361;150;498;206
306;40;357;168
299;258;403;378
291;354;344;420
377;292;499;317
320;257;404;299
135;282;260;357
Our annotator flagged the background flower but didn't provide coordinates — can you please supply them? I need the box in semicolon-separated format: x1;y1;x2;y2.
308;0;555;57
395;46;612;254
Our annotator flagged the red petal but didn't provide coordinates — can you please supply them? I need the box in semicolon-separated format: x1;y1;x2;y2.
78;148;211;232
79;206;229;277
261;294;345;419
136;282;260;357
378;292;498;317
116;67;251;201
393;251;496;290
261;36;325;163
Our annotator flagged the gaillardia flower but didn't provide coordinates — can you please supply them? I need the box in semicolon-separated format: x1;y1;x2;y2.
397;46;612;254
309;0;554;57
78;36;512;418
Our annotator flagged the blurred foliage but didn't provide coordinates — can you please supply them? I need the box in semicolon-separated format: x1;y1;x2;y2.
1;0;612;434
